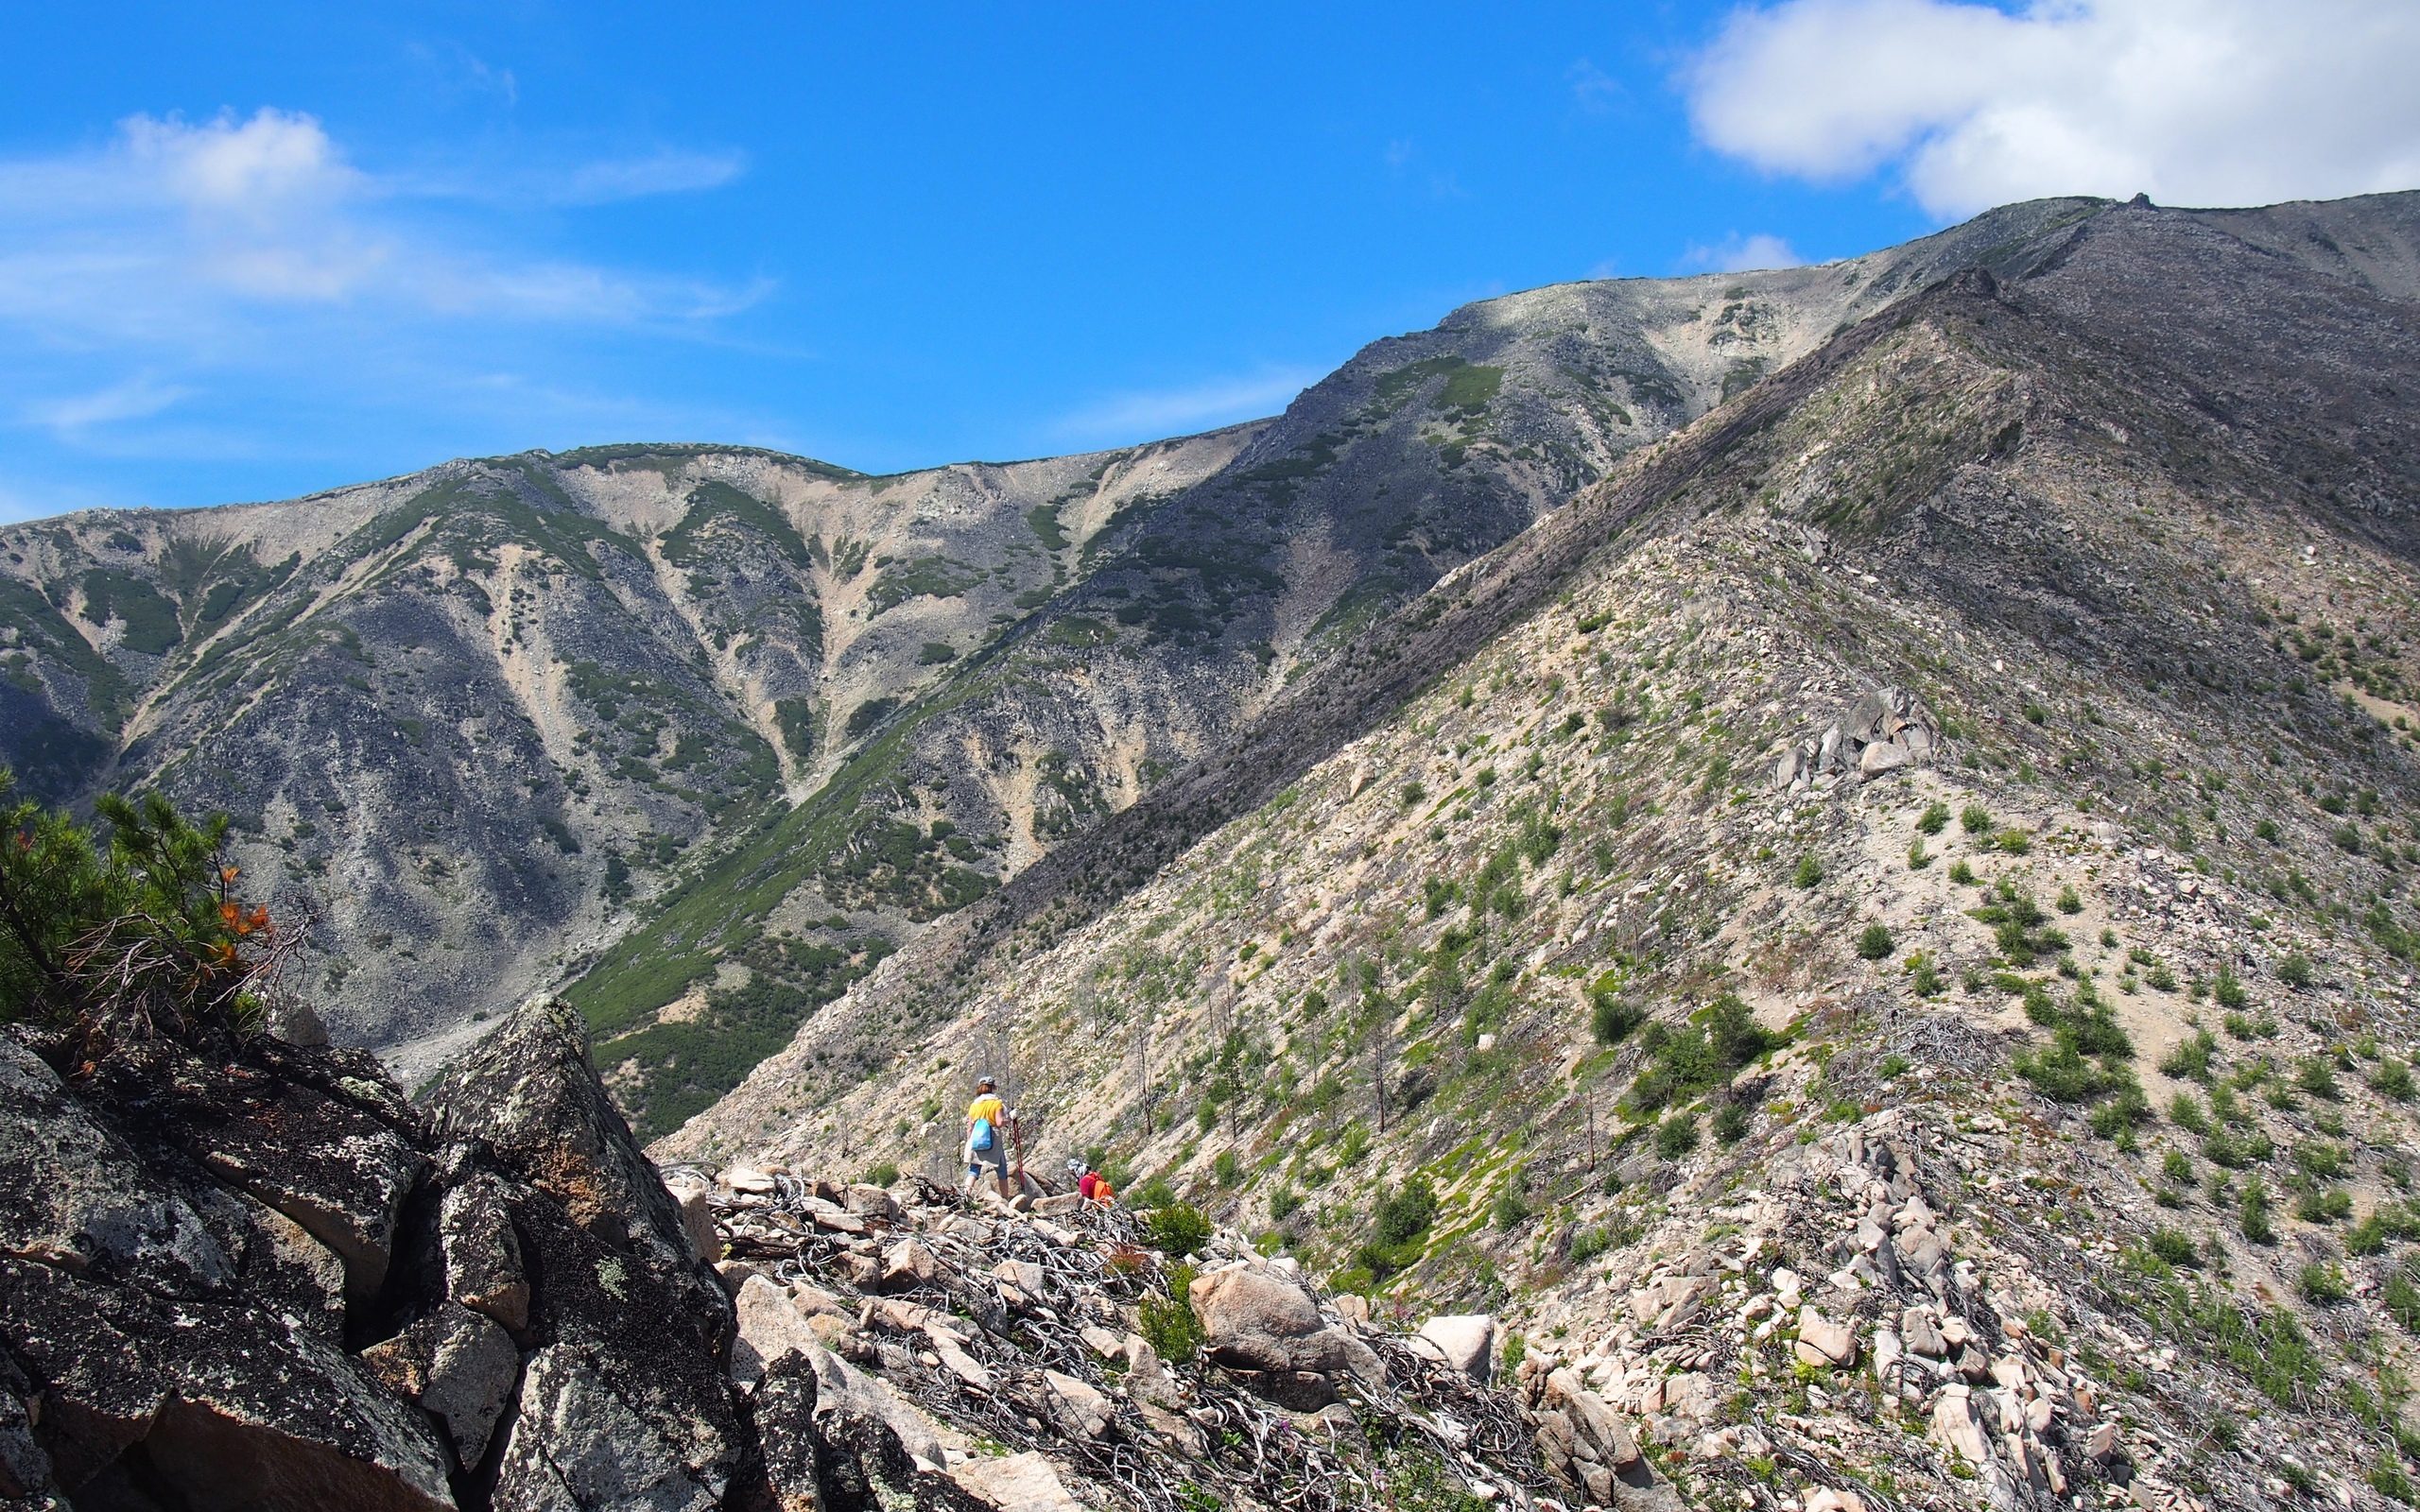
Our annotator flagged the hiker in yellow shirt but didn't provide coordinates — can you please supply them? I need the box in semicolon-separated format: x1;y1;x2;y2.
962;1074;1012;1199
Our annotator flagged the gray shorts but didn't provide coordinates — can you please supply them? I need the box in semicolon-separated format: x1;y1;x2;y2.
966;1143;1007;1177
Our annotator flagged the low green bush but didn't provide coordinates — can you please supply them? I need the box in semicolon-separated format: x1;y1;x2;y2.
1138;1263;1204;1362
1656;1112;1700;1160
1628;994;1783;1112
1147;1201;1212;1257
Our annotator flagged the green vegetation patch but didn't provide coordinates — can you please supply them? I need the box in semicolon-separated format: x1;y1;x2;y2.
1374;355;1504;419
78;570;182;655
1026;501;1071;551
1628;993;1783;1113
660;481;816;572
868;554;982;613
599;931;894;1138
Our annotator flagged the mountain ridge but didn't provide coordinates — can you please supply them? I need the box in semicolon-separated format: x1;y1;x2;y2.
652;189;2420;1509
10;191;2419;1137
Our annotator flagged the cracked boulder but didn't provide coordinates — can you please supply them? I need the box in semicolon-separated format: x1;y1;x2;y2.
1188;1262;1382;1403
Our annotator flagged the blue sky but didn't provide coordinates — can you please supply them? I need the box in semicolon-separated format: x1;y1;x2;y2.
4;1;2414;523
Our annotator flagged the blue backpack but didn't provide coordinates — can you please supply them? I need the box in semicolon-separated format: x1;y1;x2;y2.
971;1117;996;1152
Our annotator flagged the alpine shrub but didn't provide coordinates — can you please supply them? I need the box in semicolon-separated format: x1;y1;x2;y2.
1147;1201;1212;1257
0;772;284;1051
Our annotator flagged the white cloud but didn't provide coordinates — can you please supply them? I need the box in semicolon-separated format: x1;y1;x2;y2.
1682;0;2420;217
124;107;359;216
1055;368;1320;441
1680;232;1803;272
552;148;747;205
0;109;760;338
25;374;193;436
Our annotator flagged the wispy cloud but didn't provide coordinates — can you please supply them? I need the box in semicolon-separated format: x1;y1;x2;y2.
0;109;762;335
1054;368;1320;442
1566;58;1627;114
1377;137;1467;200
406;41;519;108
1680;232;1803;273
1681;0;2420;217
551;148;747;205
25;374;193;436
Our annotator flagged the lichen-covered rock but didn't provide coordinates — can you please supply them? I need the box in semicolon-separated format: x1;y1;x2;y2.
239;1197;350;1340
417;1303;520;1470
0;1038;237;1300
491;1343;722;1512
3;1252;454;1511
498;1183;744;1494
0;1258;167;1490
0;1357;54;1503
145;1047;425;1305
0;995;760;1512
424;998;690;1261
750;1351;822;1512
438;1174;530;1335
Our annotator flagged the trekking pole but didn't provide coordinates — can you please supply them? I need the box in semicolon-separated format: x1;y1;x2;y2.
1011;1111;1027;1189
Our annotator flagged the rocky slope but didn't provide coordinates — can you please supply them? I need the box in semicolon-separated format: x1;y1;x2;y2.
665;193;2420;1506
4;194;2160;1135
1;997;1597;1512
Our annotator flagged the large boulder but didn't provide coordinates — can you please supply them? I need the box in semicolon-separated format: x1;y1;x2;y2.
1187;1263;1380;1401
2;1254;454;1511
0;994;755;1512
1413;1314;1497;1382
424;1001;746;1508
424;999;694;1268
794;1338;954;1472
107;1040;428;1306
0;1038;240;1301
730;1274;823;1390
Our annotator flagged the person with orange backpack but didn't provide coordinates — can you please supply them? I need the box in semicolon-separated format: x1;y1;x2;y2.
1063;1156;1115;1205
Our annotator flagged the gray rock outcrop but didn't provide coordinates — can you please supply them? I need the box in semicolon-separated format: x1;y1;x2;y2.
1774;684;1940;790
0;1001;763;1512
